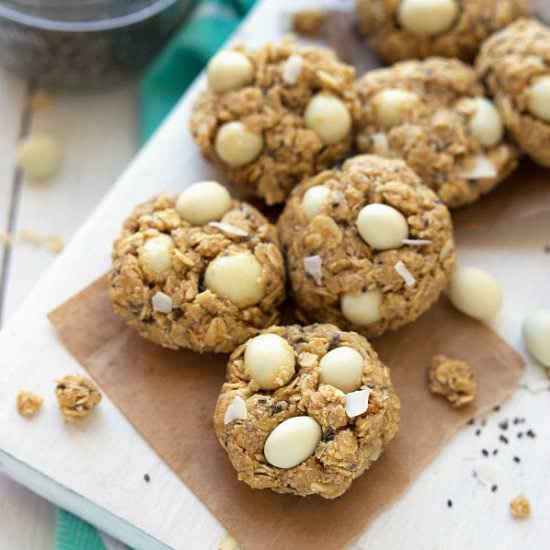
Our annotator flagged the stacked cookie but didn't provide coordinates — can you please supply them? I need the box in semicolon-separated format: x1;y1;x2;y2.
109;4;550;499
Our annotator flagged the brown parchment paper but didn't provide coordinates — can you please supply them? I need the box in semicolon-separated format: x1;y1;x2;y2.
320;12;550;232
49;277;524;550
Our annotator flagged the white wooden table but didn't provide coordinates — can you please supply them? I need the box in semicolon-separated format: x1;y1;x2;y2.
0;1;549;549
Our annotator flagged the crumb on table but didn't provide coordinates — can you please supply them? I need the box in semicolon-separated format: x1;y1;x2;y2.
55;374;102;422
428;354;476;407
218;533;239;550
510;494;530;518
0;231;12;247
292;9;326;36
16;390;44;418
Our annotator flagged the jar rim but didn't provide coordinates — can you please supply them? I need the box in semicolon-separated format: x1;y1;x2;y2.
0;0;185;30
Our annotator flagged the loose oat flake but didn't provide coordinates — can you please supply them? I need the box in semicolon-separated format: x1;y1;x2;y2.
16;390;44;418
224;396;247;424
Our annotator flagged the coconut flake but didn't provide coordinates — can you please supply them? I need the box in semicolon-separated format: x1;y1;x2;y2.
152;291;172;314
282;54;304;84
303;255;323;285
371;132;390;157
402;238;433;246
519;363;550;394
459;156;497;180
224;396;248;424
345;389;370;418
208;222;248;237
472;458;500;487
394;260;416;287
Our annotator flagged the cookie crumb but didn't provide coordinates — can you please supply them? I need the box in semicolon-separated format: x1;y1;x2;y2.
218;533;239;550
20;228;45;246
0;231;12;247
55;374;102;422
45;234;64;254
510;494;530;518
16;390;43;418
428;355;476;407
292;9;325;36
19;229;64;254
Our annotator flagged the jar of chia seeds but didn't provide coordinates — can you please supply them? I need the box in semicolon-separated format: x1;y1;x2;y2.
0;0;193;86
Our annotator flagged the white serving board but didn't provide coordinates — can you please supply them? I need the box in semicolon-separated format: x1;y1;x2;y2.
1;1;550;549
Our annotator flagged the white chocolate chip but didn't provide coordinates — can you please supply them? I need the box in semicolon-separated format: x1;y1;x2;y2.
458;155;497;180
263;416;321;469
394;260;416;287
152;291;172;314
204;251;264;307
341;288;383;326
301;185;330;220
139;234;174;278
345;389;370;418
244;333;295;389
16;134;62;181
447;266;502;320
528;77;550;122
303;255;323;285
176;181;232;225
398;0;458;35
224;396;248;424
319;346;365;393
208;222;248;237
467;97;503;147
207;50;254;93
356;203;408;250
371;132;391;156
215;121;263;167
304;93;352;145
522;310;550;367
282;54;304;84
372;89;419;126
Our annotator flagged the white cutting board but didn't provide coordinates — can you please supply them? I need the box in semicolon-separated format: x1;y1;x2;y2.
1;1;550;548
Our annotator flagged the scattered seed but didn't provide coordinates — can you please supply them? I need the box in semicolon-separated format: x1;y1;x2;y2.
517;432;524;439
482;449;489;457
499;435;509;445
481;419;487;427
491;484;498;492
493;405;501;412
526;429;536;438
513;456;521;464
447;499;453;508
144;474;150;482
475;429;482;436
492;449;498;456
467;418;475;425
544;244;550;254
498;420;509;430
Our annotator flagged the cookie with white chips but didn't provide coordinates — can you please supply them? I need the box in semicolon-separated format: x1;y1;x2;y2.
476;18;550;167
356;0;527;64
109;182;286;353
214;323;400;499
278;155;456;339
356;57;519;207
190;41;360;205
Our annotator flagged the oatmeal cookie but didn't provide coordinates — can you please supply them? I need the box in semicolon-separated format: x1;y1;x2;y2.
190;41;360;205
356;57;519;207
214;324;400;499
109;182;286;353
476;18;550;167
428;354;476;407
356;0;528;64
277;155;456;339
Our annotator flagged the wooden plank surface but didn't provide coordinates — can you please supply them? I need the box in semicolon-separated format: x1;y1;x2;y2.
0;1;549;549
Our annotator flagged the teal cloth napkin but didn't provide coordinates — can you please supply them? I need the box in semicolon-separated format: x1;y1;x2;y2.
55;1;255;548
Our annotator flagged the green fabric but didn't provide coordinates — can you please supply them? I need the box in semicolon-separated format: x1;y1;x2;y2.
55;1;254;548
55;509;108;550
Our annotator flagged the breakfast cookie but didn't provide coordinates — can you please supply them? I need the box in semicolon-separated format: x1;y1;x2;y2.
109;181;286;353
476;18;550;167
356;57;519;207
356;0;527;64
190;41;360;205
214;324;400;499
277;155;455;339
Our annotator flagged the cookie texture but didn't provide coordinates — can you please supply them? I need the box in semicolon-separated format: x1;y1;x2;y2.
476;18;550;167
278;155;456;339
356;0;527;64
356;57;519;207
214;324;400;499
190;42;360;205
109;193;286;353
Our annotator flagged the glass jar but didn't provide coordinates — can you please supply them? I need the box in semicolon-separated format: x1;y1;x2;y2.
0;0;192;86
